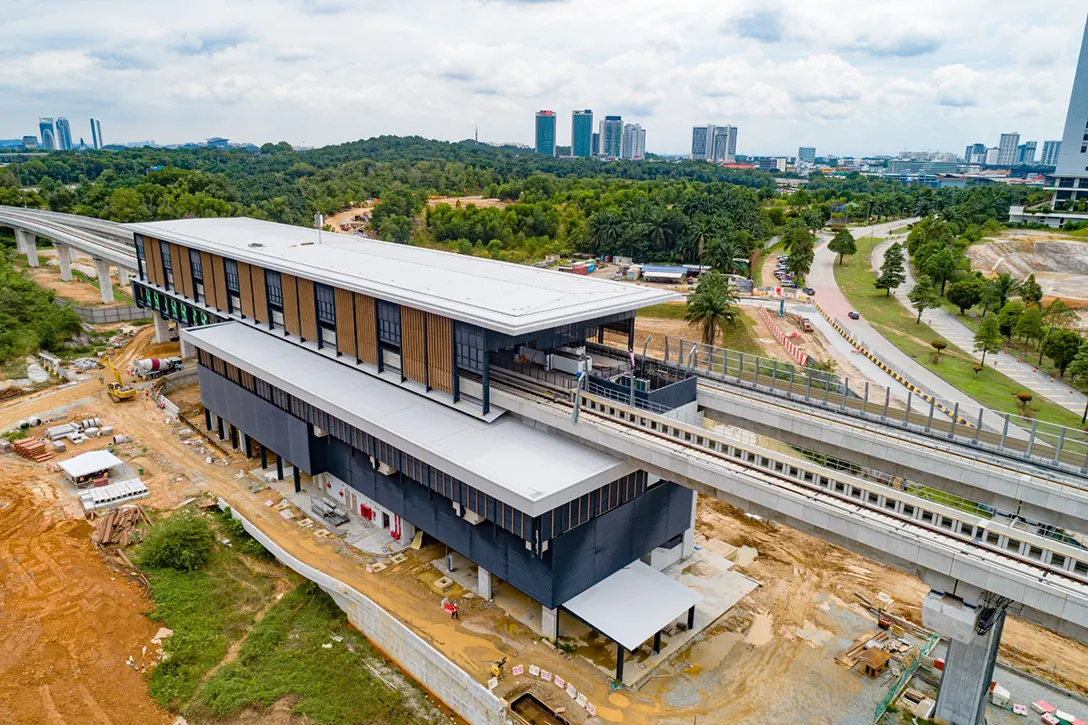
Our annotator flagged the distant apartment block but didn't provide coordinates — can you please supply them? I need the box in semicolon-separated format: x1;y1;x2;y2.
571;110;593;158
599;116;623;159
1017;141;1037;165
691;126;709;159
797;147;816;165
591;132;600;157
55;117;72;151
1041;140;1062;166
90;118;104;150
757;158;786;173
984;147;1000;165
712;126;737;163
535;110;556;157
39;117;56;151
22;135;38;149
965;143;985;162
621;123;646;160
997;132;1020;166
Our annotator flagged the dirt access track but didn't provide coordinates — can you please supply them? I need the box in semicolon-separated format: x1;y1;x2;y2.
967;232;1088;304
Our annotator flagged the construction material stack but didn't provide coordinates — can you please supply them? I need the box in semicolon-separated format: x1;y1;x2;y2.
12;437;53;462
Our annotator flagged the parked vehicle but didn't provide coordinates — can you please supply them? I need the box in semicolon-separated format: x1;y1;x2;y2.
802;287;815;295
848;311;861;320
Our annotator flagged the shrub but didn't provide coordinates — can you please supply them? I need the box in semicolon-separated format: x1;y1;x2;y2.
215;508;271;559
139;511;215;571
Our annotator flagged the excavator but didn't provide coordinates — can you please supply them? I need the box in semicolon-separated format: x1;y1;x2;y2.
100;356;137;403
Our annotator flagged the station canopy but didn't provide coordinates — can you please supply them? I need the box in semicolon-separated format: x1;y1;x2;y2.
563;560;702;651
57;450;124;479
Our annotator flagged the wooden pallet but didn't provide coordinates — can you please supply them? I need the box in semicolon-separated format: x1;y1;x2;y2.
12;437;53;462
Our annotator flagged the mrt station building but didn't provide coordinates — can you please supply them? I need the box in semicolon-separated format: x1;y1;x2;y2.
127;218;700;672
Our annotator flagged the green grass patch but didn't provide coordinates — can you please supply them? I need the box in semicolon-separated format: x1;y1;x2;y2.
637;302;766;357
72;269;135;304
638;302;688;320
835;237;1082;428
191;581;431;725
143;517;278;709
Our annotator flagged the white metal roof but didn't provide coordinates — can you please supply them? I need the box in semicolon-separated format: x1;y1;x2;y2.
563;560;702;650
183;322;634;516
57;450;124;478
125;217;679;335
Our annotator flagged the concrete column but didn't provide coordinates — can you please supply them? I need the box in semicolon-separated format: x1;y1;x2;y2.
260;445;268;470
93;258;114;303
68;245;78;264
293;466;301;494
153;315;170;343
117;267;132;286
276;454;284;481
216;416;225;440
55;243;73;281
924;592;1005;725
204;409;212;431
477;566;493;601
17;229;38;267
14;230;27;254
541;605;559;640
180;336;196;359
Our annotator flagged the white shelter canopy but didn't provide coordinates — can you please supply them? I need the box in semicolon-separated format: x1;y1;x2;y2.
57;450;124;479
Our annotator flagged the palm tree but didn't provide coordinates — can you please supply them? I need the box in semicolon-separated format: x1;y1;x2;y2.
586;210;622;255
685;271;738;345
705;236;743;275
992;273;1020;309
686;216;714;266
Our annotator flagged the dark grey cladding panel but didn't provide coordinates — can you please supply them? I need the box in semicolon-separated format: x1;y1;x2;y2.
197;365;312;472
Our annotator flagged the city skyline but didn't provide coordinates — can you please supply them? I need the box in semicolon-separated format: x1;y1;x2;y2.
2;1;1087;155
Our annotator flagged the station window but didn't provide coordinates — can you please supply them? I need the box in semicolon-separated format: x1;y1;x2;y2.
224;258;241;316
1051;553;1066;569
160;241;173;290
377;300;401;346
315;283;337;350
455;323;486;373
266;270;284;331
190;249;203;302
1076;560;1088;577
1005;538;1021;553
134;236;145;278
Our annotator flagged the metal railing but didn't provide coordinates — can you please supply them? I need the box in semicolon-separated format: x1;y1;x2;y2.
590;337;1088;479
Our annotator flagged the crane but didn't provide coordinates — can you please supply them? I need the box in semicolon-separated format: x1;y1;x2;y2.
100;356;137;403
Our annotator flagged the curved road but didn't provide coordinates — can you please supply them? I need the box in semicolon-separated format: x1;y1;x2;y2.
872;239;1088;416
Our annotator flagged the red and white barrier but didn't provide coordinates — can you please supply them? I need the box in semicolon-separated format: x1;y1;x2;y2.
759;306;809;367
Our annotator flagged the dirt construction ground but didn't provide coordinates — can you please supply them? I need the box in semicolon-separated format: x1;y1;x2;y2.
2;331;1088;724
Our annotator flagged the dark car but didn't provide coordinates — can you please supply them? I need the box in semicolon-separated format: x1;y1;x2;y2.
848;311;860;320
802;287;815;295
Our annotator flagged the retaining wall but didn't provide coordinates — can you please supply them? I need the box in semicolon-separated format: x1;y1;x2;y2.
220;501;509;725
55;298;151;323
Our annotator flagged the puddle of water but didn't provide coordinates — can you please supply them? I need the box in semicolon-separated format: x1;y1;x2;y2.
745;612;774;646
794;619;834;648
686;631;743;672
735;545;758;567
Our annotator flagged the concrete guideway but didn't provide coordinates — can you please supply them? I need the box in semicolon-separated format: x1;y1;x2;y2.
492;385;1088;643
1;205;134;243
872;238;1088;415
1;207;138;304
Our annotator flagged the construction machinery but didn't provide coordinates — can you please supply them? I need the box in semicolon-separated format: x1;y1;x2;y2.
100;356;137;403
487;657;508;680
132;356;183;380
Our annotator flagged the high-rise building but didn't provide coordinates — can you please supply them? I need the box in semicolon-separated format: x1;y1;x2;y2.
591;132;600;157
535;110;556;156
1017;141;1037;165
984;147;1000;165
797;147;816;164
55;117;72;151
22;135;38;149
691;126;709;159
965;143;985;162
90;118;103;150
621;124;646;160
997;133;1020;166
712;126;737;163
599;116;623;159
571;110;593;158
39;117;56;150
1041;140;1062;166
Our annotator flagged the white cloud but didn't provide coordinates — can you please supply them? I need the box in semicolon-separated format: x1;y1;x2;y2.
0;0;1085;156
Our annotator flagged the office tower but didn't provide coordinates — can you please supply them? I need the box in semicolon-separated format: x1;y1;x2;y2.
712;126;737;163
535;110;556;156
55;117;72;151
1041;140;1062;166
22;135;38;149
984;147;1000;165
90;118;103;150
39;117;56;150
591;132;600;157
997;133;1020;165
599;116;623;158
965;143;985;161
691;126;709;159
798;147;816;164
621;124;646;160
1017;141;1037;165
571;110;593;158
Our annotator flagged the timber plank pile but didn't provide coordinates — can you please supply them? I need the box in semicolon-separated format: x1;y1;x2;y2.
91;506;150;547
13;437;53;462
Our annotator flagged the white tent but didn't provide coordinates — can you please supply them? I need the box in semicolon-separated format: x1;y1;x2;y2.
57;450;124;481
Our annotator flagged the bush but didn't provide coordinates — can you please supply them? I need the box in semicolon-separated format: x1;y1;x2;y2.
215;508;271;559
139;511;215;571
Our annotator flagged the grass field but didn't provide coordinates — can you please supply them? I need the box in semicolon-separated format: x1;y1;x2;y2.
638;302;765;357
142;510;439;724
835;237;1082;427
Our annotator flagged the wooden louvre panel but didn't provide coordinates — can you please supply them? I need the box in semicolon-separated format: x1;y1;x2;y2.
175;244;193;299
400;306;427;385
200;252;218;309
237;261;255;318
426;313;454;394
144;237;162;286
354;293;377;365
250;265;268;324
211;255;229;313
296;277;317;342
334;287;356;358
281;273;301;336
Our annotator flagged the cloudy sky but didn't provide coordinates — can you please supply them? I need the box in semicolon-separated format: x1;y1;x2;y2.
3;0;1087;156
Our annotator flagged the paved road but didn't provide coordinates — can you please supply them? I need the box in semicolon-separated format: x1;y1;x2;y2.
808;219;1020;432
872;239;1088;416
